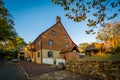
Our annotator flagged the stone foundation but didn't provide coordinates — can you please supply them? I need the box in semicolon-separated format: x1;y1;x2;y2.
66;60;120;80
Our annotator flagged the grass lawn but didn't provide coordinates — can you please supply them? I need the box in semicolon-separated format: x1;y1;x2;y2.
82;54;120;61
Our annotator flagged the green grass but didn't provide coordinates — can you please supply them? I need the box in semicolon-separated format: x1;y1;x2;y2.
82;54;120;61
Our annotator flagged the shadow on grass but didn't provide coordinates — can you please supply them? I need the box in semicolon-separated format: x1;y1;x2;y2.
82;54;120;61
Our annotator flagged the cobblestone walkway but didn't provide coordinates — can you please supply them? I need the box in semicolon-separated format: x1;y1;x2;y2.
31;70;97;80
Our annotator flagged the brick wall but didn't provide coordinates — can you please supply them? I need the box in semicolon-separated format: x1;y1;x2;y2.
41;22;73;51
60;52;80;60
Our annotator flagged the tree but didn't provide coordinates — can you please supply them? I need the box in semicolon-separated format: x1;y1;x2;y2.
96;22;120;54
113;43;120;54
0;0;17;59
78;42;90;53
4;36;26;52
0;0;17;41
2;36;26;58
0;0;26;59
52;0;120;34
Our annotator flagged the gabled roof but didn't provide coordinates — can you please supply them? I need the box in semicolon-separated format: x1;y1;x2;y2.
31;16;76;46
60;45;80;54
31;22;58;45
85;43;104;51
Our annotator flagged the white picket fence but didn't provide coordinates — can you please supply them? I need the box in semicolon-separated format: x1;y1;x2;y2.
42;58;65;65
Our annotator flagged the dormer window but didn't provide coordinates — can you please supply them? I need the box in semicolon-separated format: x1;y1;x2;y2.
52;30;55;36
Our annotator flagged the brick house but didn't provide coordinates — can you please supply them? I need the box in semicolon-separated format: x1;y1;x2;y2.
29;16;79;64
85;43;104;55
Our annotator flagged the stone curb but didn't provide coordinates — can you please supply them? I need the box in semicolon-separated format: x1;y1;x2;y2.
19;63;31;80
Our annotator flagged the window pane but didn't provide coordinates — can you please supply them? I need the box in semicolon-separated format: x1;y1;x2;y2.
38;41;40;47
66;43;69;48
52;31;55;36
48;51;53;57
64;35;66;39
37;52;40;57
49;40;53;46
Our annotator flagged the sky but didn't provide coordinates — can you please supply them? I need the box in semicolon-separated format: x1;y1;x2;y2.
2;0;120;45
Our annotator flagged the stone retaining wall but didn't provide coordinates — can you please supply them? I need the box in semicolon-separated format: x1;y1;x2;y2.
66;60;120;80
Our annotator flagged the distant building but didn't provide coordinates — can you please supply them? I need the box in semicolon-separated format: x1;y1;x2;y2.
29;16;79;64
85;43;104;55
18;42;32;61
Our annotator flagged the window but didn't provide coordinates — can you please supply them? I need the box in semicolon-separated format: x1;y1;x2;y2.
73;50;76;52
56;26;59;30
64;34;66;39
66;43;69;48
37;52;40;57
48;51;53;57
38;41;40;47
49;40;53;46
52;30;55;36
32;53;33;58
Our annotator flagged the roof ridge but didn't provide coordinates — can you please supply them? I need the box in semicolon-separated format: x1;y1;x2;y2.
32;22;60;44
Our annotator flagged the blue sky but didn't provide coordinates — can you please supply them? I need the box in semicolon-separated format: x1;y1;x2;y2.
2;0;119;45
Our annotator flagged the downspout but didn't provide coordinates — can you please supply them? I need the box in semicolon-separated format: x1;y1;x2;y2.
41;34;42;64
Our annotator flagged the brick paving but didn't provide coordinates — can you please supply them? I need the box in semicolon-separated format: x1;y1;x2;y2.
19;61;59;78
20;61;97;80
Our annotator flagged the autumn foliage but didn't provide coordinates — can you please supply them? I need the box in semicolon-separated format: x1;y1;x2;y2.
96;22;120;54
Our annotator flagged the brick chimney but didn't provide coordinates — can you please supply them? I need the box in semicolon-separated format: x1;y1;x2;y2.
56;16;61;23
